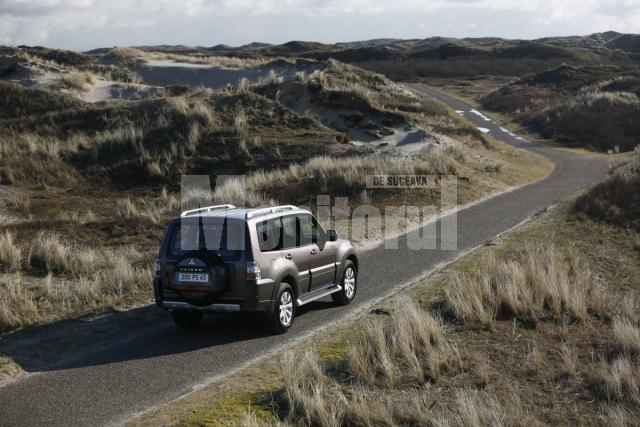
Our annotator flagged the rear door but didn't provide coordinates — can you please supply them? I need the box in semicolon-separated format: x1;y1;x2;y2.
298;214;336;291
257;215;310;294
280;214;312;294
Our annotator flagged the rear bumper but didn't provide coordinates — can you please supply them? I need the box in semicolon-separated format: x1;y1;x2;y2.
154;277;274;313
158;299;273;313
162;301;241;312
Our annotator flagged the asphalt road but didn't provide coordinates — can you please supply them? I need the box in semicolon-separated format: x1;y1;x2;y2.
0;85;609;426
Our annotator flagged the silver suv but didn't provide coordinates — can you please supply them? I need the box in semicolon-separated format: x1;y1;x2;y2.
153;205;359;333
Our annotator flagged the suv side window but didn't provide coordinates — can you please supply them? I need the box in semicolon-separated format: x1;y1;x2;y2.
256;218;282;252
297;214;318;246
281;215;297;249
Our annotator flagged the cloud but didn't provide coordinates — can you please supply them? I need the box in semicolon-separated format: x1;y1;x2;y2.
0;0;638;47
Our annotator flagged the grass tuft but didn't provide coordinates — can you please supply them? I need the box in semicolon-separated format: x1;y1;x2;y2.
445;244;597;326
0;231;22;272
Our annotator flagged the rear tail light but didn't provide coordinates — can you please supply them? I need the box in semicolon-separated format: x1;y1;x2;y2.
154;259;161;276
246;261;261;281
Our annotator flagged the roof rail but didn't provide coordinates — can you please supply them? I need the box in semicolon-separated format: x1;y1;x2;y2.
245;205;298;219
180;204;236;217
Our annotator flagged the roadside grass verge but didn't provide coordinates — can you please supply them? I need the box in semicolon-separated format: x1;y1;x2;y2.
444;243;605;327
0;230;152;331
211;150;459;207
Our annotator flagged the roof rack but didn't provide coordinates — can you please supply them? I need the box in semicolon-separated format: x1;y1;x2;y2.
180;204;236;217
245;205;298;219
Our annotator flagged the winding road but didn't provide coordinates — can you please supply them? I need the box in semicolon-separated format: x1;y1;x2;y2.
0;85;609;426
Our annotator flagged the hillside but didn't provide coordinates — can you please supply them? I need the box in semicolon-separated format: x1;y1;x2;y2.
482;64;640;152
127;32;640;80
0;46;550;332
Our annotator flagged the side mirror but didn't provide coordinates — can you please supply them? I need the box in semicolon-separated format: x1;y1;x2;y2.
328;229;338;242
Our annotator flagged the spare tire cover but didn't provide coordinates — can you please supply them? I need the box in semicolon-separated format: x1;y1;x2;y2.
173;250;227;307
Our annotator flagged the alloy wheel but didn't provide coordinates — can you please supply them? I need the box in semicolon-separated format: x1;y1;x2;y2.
344;267;356;299
279;291;294;326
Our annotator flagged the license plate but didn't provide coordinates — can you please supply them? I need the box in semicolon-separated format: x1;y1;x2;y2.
176;272;209;283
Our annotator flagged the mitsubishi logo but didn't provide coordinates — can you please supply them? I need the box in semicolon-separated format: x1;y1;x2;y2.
189;259;195;265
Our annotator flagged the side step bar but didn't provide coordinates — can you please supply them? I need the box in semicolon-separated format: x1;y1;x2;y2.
296;284;342;307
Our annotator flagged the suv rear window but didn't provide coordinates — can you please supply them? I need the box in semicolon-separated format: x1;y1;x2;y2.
167;218;244;259
256;217;281;252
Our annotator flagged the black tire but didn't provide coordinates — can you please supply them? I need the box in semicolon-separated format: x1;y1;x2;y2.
266;283;295;334
171;310;203;328
332;260;357;306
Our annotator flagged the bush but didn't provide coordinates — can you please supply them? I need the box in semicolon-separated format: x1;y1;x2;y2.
575;174;640;231
0;81;80;119
530;92;640;152
482;64;640;152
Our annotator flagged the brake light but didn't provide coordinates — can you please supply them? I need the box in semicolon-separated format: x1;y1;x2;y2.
154;259;161;276
246;261;261;281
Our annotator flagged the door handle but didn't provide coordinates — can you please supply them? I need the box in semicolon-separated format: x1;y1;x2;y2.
284;253;292;260
310;249;317;255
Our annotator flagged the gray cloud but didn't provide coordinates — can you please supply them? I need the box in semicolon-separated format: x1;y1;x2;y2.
0;0;638;48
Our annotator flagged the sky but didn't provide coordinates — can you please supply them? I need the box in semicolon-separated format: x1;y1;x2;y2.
0;0;639;50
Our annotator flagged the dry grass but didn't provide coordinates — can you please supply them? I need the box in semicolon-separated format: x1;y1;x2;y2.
55;71;94;91
282;349;344;426
559;343;579;377
594;356;640;404
611;316;640;355
0;265;151;331
234;108;249;139
348;297;455;386
138;194;640;426
272;296;545;426
237;78;251;94
93;124;145;161
444;244;599;328
604;405;633;426
273;297;461;426
213;150;457;207
0;273;39;329
0;231;22;272
436;389;507;426
117;197;139;219
0;133;75;159
141;50;272;68
267;231;639;425
0;230;152;331
280;347;436;427
54;210;96;224
116;192;180;223
28;231;143;277
167;96;190;116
